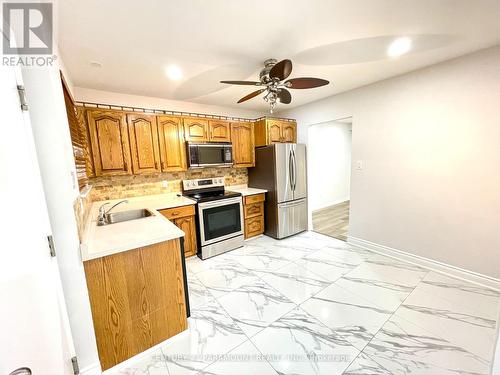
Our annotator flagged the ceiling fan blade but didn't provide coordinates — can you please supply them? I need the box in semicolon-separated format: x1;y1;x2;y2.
220;80;262;86
269;59;292;81
237;89;266;103
278;89;292;104
285;77;329;89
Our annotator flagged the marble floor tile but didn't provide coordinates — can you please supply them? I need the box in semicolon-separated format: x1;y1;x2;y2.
194;263;260;298
187;274;215;310
294;249;358;282
345;314;490;374
335;274;414;312
397;285;497;360
344;256;428;288
217;279;296;337
300;283;393;350
418;271;500;320
117;349;169;375
250;307;360;375
186;253;240;275
161;299;247;374
197;340;278;375
227;245;293;272
257;262;331;304
113;233;499;375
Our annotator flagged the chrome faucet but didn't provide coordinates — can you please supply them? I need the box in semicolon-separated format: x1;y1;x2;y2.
97;200;129;226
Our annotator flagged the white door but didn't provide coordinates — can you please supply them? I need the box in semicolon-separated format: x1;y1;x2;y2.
0;66;75;374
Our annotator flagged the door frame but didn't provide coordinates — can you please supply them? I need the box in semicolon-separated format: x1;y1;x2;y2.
306;116;354;238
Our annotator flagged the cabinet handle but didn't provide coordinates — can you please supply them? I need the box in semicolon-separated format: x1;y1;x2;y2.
171;211;179;216
161;161;166;170
155;161;159;170
124;161;128;171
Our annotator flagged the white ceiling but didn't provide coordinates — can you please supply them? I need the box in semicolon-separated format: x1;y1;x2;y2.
58;0;500;113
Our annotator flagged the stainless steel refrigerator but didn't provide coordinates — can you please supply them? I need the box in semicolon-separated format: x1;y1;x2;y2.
248;143;307;239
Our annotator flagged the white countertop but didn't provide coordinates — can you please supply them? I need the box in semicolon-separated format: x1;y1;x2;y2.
81;193;196;261
228;184;267;196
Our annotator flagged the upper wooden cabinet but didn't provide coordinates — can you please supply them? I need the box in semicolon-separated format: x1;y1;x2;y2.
281;121;297;143
87;109;132;176
208;120;231;142
231;122;255;168
254;118;297;146
127;114;161;174
183;118;209;142
157;116;187;172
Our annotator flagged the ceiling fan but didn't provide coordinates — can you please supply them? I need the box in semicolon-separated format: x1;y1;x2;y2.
220;58;329;113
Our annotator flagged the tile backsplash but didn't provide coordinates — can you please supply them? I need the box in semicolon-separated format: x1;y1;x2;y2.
88;167;248;201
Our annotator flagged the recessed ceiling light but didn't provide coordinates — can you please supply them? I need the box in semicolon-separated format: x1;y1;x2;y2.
387;37;412;58
89;61;102;68
166;65;183;81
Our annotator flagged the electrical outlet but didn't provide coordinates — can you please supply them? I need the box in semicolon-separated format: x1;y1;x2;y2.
356;160;364;170
162;180;168;188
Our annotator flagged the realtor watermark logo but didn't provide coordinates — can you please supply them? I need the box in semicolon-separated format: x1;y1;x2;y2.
2;2;57;66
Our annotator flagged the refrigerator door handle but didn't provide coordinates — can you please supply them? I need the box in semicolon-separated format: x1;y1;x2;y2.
292;149;297;191
288;149;294;191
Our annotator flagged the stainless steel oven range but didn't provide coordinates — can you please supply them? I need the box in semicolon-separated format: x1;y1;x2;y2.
182;177;244;260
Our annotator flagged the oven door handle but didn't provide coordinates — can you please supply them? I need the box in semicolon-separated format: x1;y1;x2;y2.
197;197;242;208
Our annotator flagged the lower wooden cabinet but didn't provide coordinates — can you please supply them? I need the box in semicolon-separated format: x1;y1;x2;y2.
83;239;187;370
243;193;266;239
159;205;197;257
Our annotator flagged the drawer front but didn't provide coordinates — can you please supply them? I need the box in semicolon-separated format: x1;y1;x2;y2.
159;204;195;220
244;193;265;205
244;202;263;219
245;215;264;239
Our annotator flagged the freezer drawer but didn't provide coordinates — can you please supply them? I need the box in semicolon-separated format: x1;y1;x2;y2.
277;198;307;239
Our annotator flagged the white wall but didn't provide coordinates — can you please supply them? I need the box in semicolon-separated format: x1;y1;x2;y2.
308;121;352;211
74;87;264;119
280;45;500;280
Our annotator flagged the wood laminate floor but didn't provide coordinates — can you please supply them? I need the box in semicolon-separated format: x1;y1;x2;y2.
312;201;350;241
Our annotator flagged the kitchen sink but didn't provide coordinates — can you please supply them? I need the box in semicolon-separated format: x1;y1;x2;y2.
103;209;154;225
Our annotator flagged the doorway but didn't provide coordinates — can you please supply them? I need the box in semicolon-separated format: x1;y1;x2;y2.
308;117;352;241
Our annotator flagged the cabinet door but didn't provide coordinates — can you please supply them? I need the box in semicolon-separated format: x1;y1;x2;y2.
267;120;283;143
231;122;254;167
282;121;297;143
184;118;208;142
157;116;187;172
174;216;197;257
87;109;132;176
245;216;264;239
208;120;231;142
127;114;161;174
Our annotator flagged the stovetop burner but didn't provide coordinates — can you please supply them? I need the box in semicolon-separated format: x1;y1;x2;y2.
184;190;241;203
182;177;241;203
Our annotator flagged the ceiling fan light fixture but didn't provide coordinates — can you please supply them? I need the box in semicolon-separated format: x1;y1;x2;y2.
387;37;412;58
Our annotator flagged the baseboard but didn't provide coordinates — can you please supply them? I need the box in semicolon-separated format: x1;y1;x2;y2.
80;362;102;375
347;236;500;292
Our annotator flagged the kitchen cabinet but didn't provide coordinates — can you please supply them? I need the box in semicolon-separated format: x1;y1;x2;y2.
127;113;161;174
208;120;231;142
83;239;187;370
183;118;209;142
87;109;132;176
159;205;197;257
254;117;297;146
157;115;187;172
243;193;266;239
230;122;255;168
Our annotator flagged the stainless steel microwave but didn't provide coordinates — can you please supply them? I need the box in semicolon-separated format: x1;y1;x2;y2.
187;142;233;168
